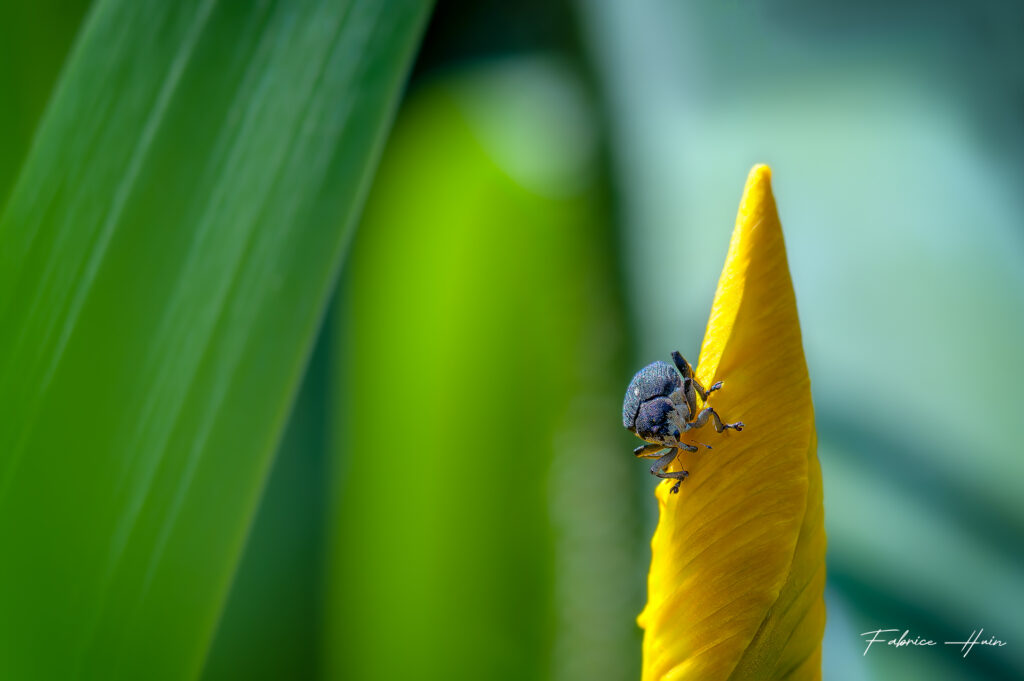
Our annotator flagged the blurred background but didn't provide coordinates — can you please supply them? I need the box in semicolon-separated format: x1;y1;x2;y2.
3;1;1023;680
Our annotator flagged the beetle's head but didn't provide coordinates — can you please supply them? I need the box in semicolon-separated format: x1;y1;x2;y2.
634;397;682;445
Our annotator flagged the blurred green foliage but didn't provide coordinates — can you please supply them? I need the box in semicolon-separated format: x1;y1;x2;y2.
325;62;639;681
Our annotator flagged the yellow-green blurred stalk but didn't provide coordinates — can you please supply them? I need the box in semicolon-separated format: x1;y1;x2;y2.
325;60;641;681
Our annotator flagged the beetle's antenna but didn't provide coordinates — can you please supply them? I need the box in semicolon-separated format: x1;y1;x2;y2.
686;439;712;450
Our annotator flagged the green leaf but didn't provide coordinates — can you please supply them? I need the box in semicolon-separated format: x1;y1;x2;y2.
0;0;431;678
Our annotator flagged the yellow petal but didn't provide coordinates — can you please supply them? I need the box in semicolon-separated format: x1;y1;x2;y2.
638;165;826;681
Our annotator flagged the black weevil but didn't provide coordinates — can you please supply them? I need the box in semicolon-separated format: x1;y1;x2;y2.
623;351;743;493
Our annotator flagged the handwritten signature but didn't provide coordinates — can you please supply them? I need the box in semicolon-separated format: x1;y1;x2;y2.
861;628;1007;657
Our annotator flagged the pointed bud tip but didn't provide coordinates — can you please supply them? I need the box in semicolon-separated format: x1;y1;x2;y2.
735;164;779;239
748;163;772;185
742;164;774;204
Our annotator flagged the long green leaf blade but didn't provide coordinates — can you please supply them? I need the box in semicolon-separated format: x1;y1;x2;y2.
0;1;430;678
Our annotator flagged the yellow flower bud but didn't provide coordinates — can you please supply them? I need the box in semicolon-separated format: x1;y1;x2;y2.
639;165;827;681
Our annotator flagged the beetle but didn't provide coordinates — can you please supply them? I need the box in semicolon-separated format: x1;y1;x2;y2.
623;350;743;493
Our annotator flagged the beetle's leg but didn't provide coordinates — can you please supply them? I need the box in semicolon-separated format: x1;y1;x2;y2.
688;406;744;433
681;378;698;421
671;352;699;416
671;350;723;401
670;351;694;380
649;449;678;476
692;378;723;402
650;447;690;494
634;443;669;458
